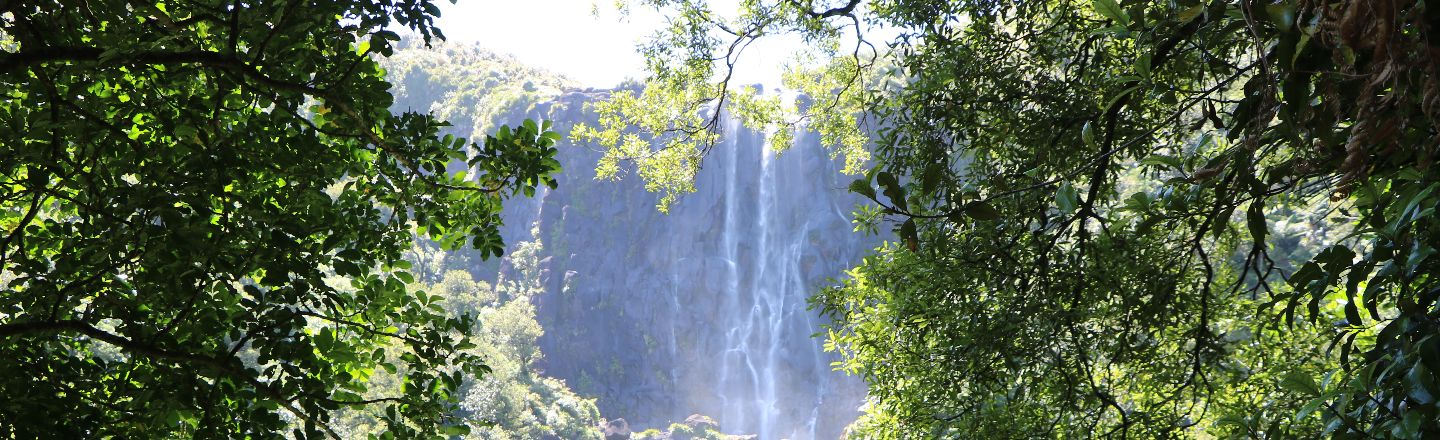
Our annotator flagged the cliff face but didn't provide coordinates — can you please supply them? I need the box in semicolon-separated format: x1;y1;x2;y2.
385;46;871;438
512;92;870;439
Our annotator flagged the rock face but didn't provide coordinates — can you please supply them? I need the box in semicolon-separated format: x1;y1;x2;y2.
499;92;872;439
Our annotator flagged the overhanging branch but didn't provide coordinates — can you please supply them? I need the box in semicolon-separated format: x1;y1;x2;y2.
0;46;505;195
793;0;864;18
0;319;229;366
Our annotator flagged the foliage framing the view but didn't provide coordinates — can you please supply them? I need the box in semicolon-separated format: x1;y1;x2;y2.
595;0;1440;438
0;0;560;438
572;0;876;211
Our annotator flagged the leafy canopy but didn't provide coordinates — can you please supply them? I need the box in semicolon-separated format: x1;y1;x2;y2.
597;0;1440;437
572;0;875;211
0;0;559;437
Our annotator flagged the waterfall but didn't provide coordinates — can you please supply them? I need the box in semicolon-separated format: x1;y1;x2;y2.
381;52;873;437
513;94;871;439
706;114;867;439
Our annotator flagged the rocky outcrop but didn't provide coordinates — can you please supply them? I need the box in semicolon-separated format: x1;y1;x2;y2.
603;418;632;440
627;414;757;440
683;414;719;431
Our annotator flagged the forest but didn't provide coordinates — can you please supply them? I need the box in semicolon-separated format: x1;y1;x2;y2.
1;0;1438;439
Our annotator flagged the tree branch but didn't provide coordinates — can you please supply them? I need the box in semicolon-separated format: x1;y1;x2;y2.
792;0;864;18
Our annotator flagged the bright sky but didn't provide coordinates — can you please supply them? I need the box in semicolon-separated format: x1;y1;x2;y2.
432;1;814;89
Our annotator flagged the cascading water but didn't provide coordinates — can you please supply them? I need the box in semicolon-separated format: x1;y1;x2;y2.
715;116;842;439
503;92;871;439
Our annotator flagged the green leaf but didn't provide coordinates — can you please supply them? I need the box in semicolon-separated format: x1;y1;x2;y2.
1178;4;1205;23
848;178;877;200
1279;371;1321;396
1246;202;1267;245
1343;300;1362;326
1134;52;1152;78
1093;0;1131;26
444;425;471;436
964;201;1001;221
1264;4;1296;32
876;171;899;193
174;124;197;140
1296;398;1324;421
1287;262;1322;290
1139;155;1182;169
1056;182;1079;214
1102;85;1142;113
877;171;908;211
899;218;918;252
1420;336;1440;373
1090;24;1131;38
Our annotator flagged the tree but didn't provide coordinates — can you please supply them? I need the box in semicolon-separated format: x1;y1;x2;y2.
451;236;605;440
0;0;560;437
332;266;605;440
590;0;1440;437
